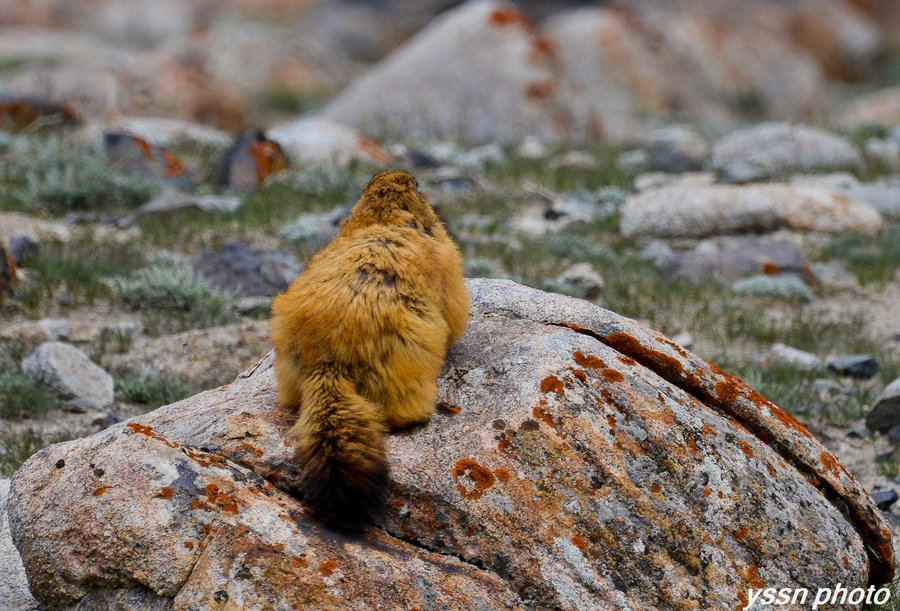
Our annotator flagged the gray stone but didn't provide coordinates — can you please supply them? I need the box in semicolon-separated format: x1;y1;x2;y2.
0;480;38;611
278;206;349;245
620;181;882;239
322;0;583;145
764;344;825;371
866;378;900;433
22;342;114;411
828;355;879;380
871;489;899;511
515;136;548;159
192;241;302;298
268;116;390;167
730;275;813;302
38;318;70;341
6;279;893;608
712;123;863;179
667;239;811;284
646;125;708;172
616;149;650;172
551;262;604;300
134;190;243;219
9;235;38;264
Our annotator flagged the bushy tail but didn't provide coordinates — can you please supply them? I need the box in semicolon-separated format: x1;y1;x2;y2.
291;367;388;530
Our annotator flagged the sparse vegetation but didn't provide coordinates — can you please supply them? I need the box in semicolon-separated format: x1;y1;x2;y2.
0;369;57;419
0;134;164;215
116;373;198;409
17;232;146;316
103;260;234;334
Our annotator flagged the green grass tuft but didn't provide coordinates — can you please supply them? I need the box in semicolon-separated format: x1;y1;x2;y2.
116;374;198;409
0;369;57;419
0;134;164;215
104;260;234;335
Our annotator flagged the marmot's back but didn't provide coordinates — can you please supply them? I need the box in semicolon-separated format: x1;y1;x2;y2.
270;170;468;529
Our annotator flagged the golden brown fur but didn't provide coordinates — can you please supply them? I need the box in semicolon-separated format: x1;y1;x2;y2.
0;241;17;308
270;170;468;528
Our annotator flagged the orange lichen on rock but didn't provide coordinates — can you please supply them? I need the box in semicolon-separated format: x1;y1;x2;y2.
452;458;495;500
571;534;587;552
154;487;175;500
126;422;180;449
525;80;556;100
540;375;565;394
747;564;765;588
93;487;106;497
761;261;781;276
317;560;337;577
488;6;533;29
234;443;265;459
494;468;510;482
601;368;624;383
573;351;605;369
533;404;559;432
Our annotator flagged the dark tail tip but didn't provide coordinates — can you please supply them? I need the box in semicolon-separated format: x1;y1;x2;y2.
299;445;389;530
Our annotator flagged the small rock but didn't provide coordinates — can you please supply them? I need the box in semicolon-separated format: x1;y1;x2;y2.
828;355;879;380
509;191;600;235
218;130;287;192
425;167;477;195
866;378;900;433
669;330;693;350
267;116;390;167
38;318;70;341
515;136;548;159
9;236;38;264
616;149;650;172
101;116;231;149
387;144;440;169
730;275;813;302
192;241;303;298
103;133;190;189
667;239;812;285
22;342;114;411
550;150;596;170
0;93;77;133
712;123;863;180
864;138;900;168
133;190;243;220
764;343;824;371
278;206;349;245
808;262;859;291
646;125;708;173
552;263;604;300
233;296;273;316
870;489;899;511
456;143;504;169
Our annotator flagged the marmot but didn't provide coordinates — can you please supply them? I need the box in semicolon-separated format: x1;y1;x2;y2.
270;170;469;529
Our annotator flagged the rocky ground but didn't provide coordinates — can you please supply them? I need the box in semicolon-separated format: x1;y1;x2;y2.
1;0;900;606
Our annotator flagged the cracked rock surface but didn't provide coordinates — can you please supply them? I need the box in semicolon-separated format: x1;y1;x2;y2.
7;279;894;609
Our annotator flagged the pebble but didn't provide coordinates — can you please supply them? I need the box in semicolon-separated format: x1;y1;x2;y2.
827;355;879;379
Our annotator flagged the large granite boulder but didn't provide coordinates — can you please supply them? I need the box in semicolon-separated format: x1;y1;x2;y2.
7;279;894;609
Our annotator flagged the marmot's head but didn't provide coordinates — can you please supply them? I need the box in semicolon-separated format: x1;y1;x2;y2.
363;170;419;198
348;170;438;231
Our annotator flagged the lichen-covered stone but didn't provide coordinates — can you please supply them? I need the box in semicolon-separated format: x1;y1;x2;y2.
8;279;894;609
